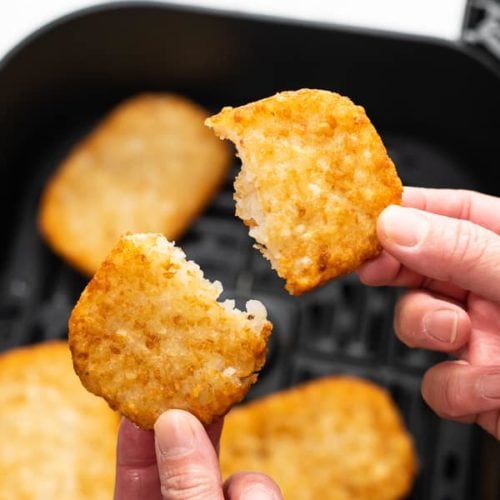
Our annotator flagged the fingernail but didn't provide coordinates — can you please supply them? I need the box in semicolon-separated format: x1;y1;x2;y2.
155;411;196;457
380;206;428;247
241;484;277;500
423;310;458;344
479;373;500;399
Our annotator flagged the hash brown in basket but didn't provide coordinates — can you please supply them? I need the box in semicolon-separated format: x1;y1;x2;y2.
206;89;402;294
221;376;417;500
69;233;272;429
40;93;230;275
0;341;118;500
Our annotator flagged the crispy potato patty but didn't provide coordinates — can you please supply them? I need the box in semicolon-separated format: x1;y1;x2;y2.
0;341;118;500
69;233;272;429
40;93;230;275
206;89;402;294
221;377;417;500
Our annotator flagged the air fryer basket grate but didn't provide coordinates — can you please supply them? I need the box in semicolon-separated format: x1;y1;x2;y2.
0;124;496;500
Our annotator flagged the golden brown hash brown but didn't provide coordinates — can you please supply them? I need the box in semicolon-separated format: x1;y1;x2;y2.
0;341;119;500
40;93;230;275
69;233;272;429
206;89;402;294
221;376;417;500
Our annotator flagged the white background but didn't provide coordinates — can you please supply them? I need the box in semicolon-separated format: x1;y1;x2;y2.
0;0;468;60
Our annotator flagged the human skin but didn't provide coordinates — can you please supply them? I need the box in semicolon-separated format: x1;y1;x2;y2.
114;410;283;500
114;186;500;500
358;187;500;439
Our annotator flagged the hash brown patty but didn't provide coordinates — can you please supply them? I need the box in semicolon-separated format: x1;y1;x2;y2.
206;89;402;294
221;376;417;500
0;341;118;500
40;93;230;275
69;233;272;429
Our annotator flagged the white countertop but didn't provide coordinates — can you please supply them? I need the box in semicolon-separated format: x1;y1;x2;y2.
0;0;468;61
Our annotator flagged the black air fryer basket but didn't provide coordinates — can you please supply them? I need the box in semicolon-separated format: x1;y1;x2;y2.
0;3;499;499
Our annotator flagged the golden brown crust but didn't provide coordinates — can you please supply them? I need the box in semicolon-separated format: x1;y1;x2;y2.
0;341;119;500
221;376;417;500
69;233;272;429
40;93;230;275
206;89;402;294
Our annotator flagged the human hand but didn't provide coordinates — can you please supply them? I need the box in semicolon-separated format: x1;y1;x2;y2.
358;187;500;439
114;409;282;499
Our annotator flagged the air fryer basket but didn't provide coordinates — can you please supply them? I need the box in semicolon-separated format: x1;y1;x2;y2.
0;4;499;499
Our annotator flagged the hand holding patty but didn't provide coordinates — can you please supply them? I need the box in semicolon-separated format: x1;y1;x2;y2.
358;187;500;439
114;410;282;500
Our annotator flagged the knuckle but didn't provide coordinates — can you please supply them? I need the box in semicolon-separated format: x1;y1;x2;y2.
160;465;218;499
446;220;486;271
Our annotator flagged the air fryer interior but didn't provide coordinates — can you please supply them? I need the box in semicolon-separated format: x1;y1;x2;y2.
0;4;499;500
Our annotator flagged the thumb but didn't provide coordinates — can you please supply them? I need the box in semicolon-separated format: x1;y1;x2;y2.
378;205;500;301
154;410;223;500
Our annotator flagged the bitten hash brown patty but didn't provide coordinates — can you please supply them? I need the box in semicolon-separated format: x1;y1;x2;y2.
206;89;402;294
69;233;272;429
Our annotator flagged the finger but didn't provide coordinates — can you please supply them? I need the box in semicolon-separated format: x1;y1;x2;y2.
357;250;402;285
378;205;500;301
114;419;161;500
467;295;500;366
154;410;223;500
422;361;500;420
403;187;500;234
224;471;283;499
205;417;224;456
358;251;467;302
394;289;471;351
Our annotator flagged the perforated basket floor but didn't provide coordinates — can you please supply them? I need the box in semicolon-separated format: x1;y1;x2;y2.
0;126;498;500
